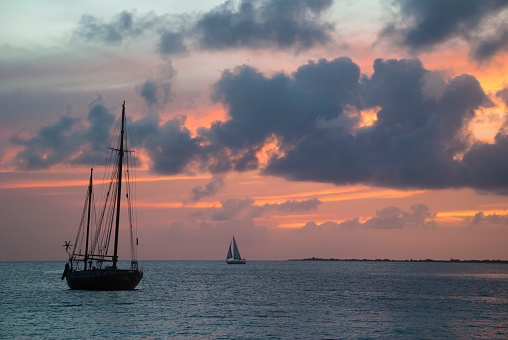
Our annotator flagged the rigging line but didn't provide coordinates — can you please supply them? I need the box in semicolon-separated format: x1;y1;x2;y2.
92;150;114;255
101;184;115;255
98;121;120;200
95;133;117;255
127;148;139;261
125;154;134;247
98;187;114;257
128;181;136;261
91;170;114;254
126;127;139;261
125;161;133;258
103;164;119;255
73;187;90;257
131;154;139;262
98;151;120;257
123;127;138;263
91;184;99;256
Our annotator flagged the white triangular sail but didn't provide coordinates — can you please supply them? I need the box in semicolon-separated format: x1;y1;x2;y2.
226;243;233;260
232;236;242;260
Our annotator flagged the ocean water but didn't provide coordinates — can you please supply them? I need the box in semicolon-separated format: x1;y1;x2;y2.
1;261;508;339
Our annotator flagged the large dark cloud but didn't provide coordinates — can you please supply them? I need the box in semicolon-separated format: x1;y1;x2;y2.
380;0;508;62
264;58;490;190
72;0;334;54
200;57;360;152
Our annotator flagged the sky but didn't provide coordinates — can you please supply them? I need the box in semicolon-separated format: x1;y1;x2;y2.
1;0;508;261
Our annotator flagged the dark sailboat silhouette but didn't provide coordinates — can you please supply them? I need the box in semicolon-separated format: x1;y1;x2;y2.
62;101;143;290
226;236;246;264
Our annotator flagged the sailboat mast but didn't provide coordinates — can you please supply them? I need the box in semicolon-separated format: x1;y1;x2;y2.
83;168;93;270
112;101;126;269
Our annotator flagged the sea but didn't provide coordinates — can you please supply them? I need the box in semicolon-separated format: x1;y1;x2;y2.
1;261;508;339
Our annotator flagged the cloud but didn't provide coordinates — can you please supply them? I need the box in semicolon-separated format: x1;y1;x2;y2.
380;0;508;62
362;204;436;229
466;211;508;225
460;132;508;192
158;31;188;55
263;58;491;190
10;96;115;169
131;115;202;175
186;175;225;203
304;203;436;230
209;197;256;221
497;87;508;106
267;197;322;212
201;57;360;150
74;97;116;165
194;0;334;51
72;0;335;54
135;61;176;110
72;10;161;44
471;27;508;62
196;197;322;222
179;56;507;194
250;197;322;217
10;116;79;170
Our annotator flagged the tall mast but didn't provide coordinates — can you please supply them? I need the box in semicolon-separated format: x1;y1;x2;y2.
112;101;126;269
84;168;93;270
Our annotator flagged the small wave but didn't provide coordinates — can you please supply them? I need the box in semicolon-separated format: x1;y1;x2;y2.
58;304;83;308
438;273;508;279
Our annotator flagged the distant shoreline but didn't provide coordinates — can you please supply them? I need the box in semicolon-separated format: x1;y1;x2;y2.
288;257;508;263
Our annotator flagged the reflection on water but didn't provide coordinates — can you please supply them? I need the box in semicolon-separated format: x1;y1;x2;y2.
1;261;508;339
437;273;508;279
463;295;508;304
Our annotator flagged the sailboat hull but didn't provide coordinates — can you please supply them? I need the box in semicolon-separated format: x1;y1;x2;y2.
226;259;246;264
66;268;143;290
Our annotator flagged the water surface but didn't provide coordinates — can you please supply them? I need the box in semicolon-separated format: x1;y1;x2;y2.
1;261;508;338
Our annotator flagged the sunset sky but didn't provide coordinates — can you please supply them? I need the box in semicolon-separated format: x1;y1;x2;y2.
2;0;508;261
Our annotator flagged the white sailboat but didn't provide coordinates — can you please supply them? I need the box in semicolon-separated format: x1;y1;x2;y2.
226;236;246;264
